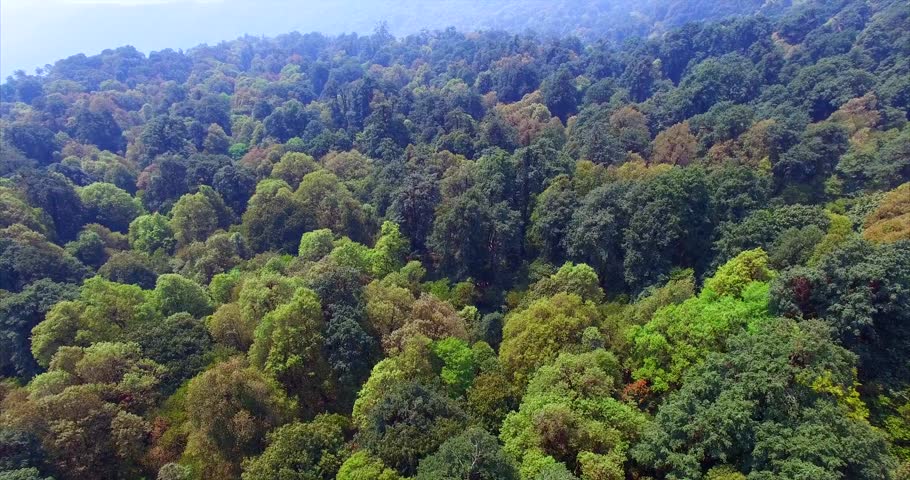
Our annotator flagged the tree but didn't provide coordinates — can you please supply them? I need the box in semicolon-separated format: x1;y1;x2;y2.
773;122;850;199
202;124;230;154
183;357;293;480
130;312;214;394
241;414;352;480
212;164;256;215
150;273;213;318
609;106;651;155
73;108;124;153
18;171;84;242
236;272;304;328
430;337;476;397
64;229;108;268
207;302;256;352
499;292;601;387
139;116;191;159
140;155;190;212
271;152;318;190
466;369;517;432
79;183;143;233
169;188;231;246
429;187;521;286
771;238;910;389
2;342;163;480
0;280;78;379
243;179;308;253
370;221;409;279
863;182;910;243
629;249;774;393
633;319;895;480
30;276;151;366
97;251;159;289
651;122;697;166
679;54;760;115
541;68;578;121
622;167;713;291
788;57;877;120
129;213;177;255
336;452;400;480
4;123;59;165
523;262;605;307
565;182;628;286
295;170;372;244
0;185;49;235
356;381;468;476
298;229;335;261
528;175;577;263
415;427;518;480
401;294;464;349
176;231;246;283
488;54;539;103
0;428;51;477
323;304;377;408
500;349;646;479
0;225;88;292
713;204;830;267
248;288;333;415
388;172;440;252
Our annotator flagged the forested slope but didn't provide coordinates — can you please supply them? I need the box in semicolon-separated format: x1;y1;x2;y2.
1;0;909;479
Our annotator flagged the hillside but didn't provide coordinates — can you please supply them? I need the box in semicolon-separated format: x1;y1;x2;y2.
0;0;909;479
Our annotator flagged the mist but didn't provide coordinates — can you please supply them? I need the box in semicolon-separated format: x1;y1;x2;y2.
1;0;785;79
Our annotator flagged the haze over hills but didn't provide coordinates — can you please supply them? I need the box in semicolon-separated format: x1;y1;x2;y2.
2;0;791;78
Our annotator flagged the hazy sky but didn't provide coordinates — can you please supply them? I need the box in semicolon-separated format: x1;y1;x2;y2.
0;0;415;79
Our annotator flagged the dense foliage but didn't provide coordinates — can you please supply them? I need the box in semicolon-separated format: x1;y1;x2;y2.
1;0;909;479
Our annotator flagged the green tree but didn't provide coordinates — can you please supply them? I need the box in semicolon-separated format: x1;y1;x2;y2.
356;381;468;476
176;231;246;283
528;175;578;263
633;319;895;479
295;170;373;244
429;187;521;285
0;280;78;379
19;168;84;242
629;250;774;393
541;68;578;121
130;312;214;394
271;152;318;190
415;427;518;480
0;185;50;235
150;273;213;318
30;276;152;366
241;414;352;480
298;228;335;261
336;452;400;480
565;183;628;286
499;292;601;387
169;187;232;246
64;229;108;269
248;288;333;415
183;357;293;480
0;225;88;292
203;124;230;154
79;183;142;233
500;349;646;479
242;180;308;253
771;238;910;389
523;262;605;307
430;337;476;397
2;342;162;480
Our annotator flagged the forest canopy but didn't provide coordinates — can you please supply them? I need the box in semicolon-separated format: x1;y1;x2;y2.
1;0;909;479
